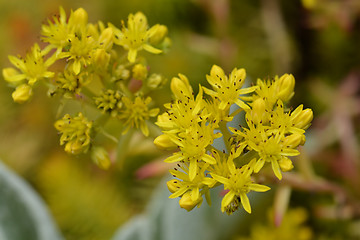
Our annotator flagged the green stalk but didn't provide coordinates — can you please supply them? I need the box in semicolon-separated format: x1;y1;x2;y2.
233;150;259;168
219;120;232;153
116;128;135;169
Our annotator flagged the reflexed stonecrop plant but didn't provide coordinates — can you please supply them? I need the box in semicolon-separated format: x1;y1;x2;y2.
2;7;170;168
154;65;313;214
2;7;313;215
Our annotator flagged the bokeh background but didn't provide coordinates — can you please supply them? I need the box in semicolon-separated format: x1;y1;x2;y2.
0;0;360;239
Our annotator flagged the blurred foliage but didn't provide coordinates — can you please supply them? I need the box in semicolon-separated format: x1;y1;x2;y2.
0;0;360;239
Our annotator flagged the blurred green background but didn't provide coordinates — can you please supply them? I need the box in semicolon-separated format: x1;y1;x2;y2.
0;0;360;239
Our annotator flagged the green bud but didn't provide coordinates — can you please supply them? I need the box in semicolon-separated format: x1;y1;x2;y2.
91;147;111;170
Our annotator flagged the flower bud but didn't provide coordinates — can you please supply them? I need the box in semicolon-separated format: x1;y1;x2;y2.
64;140;84;155
12;84;33;103
132;64;148;81
99;27;114;50
170;74;192;99
92;48;110;69
179;192;202;211
279;157;294;172
154;134;178;150
293;109;313;130
277;74;295;102
149;25;168;45
72;8;88;27
251;98;266;124
113;65;130;81
167;179;181;193
283;133;304;148
147;73;165;89
91;147;111;169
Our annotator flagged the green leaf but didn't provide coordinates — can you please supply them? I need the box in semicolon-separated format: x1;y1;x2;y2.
0;161;63;240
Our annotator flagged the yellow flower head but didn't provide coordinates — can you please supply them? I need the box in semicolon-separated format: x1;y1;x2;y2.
59;33;97;75
203;65;257;111
156;74;206;134
212;159;270;214
167;162;216;210
41;7;89;53
54;113;93;154
3;43;55;86
118;96;159;136
113;12;163;62
164;122;221;180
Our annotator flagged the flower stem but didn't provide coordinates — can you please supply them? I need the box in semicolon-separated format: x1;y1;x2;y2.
116;128;135;169
219;120;232;153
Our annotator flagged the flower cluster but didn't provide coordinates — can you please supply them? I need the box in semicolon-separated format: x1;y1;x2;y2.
2;7;169;167
155;65;313;214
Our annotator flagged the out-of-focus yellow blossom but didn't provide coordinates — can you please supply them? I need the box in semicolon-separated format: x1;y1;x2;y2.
112;12;163;62
54;113;93;154
237;208;313;240
132;63;148;81
11;84;33;103
118;96;159;136
3;44;55;86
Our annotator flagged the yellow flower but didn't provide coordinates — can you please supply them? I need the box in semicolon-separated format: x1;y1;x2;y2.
203;65;257;111
3;43;55;86
167;162;216;211
156;74;207;134
54;113;93;154
164;122;221;180
118;96;159;136
41;7;88;54
243;125;299;180
113;12;163;62
58;33;97;75
211;159;270;214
